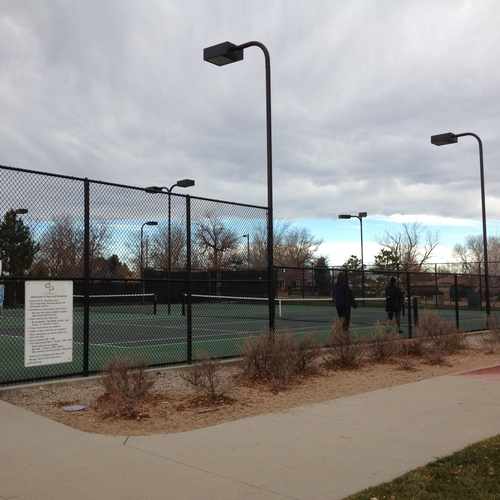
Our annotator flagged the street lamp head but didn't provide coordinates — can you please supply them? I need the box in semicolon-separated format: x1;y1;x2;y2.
242;234;249;238
358;212;367;218
14;208;28;215
431;132;458;146
145;186;164;194
146;221;158;226
203;42;243;66
338;214;352;219
176;179;195;188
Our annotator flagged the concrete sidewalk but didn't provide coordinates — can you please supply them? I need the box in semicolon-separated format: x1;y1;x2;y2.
1;370;500;500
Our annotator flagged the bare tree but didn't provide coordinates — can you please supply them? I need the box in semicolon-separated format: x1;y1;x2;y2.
250;222;322;268
35;217;110;277
281;226;322;267
454;235;500;275
250;221;292;269
194;212;239;270
149;225;186;271
93;254;132;279
36;217;82;276
378;223;439;271
89;223;109;269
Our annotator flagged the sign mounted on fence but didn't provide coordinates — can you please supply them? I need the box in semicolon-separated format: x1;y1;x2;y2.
24;281;73;367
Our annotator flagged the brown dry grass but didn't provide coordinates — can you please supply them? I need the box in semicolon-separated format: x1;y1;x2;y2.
2;346;499;437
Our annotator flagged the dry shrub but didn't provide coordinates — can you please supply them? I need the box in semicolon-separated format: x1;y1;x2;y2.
482;335;498;354
444;330;467;353
483;317;500;354
324;320;364;370
295;335;321;375
425;348;448;365
181;354;230;403
405;338;425;357
370;321;400;362
416;311;453;337
97;359;154;418
242;332;320;391
398;351;417;371
416;312;466;361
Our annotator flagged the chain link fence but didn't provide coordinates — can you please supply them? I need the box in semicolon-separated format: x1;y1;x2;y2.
275;265;490;338
0;164;495;386
0;165;269;385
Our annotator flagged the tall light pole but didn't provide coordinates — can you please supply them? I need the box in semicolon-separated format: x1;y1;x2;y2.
140;221;158;296
338;212;368;297
203;40;274;331
431;131;490;316
242;234;250;270
146;179;195;314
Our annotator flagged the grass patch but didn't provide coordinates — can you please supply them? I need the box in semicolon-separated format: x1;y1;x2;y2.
345;434;500;499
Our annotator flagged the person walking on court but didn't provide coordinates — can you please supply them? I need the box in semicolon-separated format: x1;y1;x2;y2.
385;277;404;331
333;272;357;331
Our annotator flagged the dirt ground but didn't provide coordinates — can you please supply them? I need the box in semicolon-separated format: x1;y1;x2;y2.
2;341;500;437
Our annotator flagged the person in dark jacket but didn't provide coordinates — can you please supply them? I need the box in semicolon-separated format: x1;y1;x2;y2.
333;272;357;331
385;277;404;330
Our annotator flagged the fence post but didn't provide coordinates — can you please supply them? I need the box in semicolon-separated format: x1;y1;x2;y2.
454;274;460;330
434;263;439;307
407;271;412;339
186;195;192;364
83;178;90;376
301;267;305;298
478;262;483;311
412;296;419;327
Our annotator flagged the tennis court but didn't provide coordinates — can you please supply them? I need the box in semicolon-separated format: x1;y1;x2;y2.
0;294;388;383
0;291;490;384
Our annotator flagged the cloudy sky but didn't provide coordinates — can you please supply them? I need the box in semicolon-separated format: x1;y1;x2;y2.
2;0;500;264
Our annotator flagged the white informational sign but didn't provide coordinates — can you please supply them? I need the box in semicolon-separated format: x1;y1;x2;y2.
25;281;73;367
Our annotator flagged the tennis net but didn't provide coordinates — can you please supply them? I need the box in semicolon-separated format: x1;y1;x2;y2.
73;293;157;315
184;294;389;324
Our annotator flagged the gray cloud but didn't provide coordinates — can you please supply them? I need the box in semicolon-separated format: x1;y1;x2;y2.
1;0;500;221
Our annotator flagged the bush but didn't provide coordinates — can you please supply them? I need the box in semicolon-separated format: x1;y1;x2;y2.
482;335;498;354
444;330;467;354
425;348;447;365
416;312;466;357
324;321;364;370
483;317;500;354
181;354;229;403
97;359;154;418
295;335;321;375
405;338;425;357
398;343;417;371
370;321;400;362
416;312;455;339
242;332;320;391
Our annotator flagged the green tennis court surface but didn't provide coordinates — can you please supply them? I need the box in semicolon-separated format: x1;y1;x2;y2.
0;299;489;384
